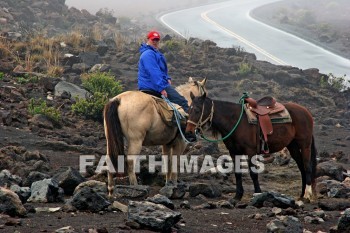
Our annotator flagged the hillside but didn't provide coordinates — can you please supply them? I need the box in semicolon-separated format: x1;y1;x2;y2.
0;0;349;232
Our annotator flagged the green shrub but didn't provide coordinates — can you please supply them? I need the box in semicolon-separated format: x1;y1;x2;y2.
72;92;109;121
28;98;61;124
0;72;4;80
72;71;123;121
237;62;252;76
15;74;39;84
81;71;123;97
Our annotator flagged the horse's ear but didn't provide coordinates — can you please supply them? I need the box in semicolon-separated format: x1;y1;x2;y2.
199;77;207;87
188;77;193;82
190;91;195;100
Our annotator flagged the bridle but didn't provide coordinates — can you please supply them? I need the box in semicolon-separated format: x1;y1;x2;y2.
187;100;214;133
187;93;248;142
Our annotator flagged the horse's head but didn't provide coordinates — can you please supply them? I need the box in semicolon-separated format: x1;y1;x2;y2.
192;77;207;96
186;92;214;134
178;77;208;105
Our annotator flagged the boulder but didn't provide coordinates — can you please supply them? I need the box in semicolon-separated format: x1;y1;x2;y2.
128;201;181;231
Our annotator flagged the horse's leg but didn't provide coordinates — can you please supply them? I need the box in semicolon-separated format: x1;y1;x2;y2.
162;144;172;184
310;136;317;199
248;156;262;194
287;142;306;198
169;140;186;184
300;146;313;200
234;172;244;200
107;171;114;197
127;141;143;185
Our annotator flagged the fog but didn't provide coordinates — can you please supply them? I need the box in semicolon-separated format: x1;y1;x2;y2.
65;0;218;17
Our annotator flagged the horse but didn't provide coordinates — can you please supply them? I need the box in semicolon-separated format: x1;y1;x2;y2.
103;77;207;196
185;92;317;201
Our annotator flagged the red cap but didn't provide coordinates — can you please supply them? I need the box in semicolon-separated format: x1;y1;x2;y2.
147;31;160;40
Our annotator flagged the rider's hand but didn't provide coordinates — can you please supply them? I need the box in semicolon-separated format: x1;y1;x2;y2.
161;90;167;97
168;80;172;85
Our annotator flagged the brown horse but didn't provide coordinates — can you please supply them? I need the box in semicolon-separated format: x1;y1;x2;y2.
186;93;317;201
103;77;207;195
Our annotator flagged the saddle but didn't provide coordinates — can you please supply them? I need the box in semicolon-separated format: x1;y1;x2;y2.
148;94;187;127
244;96;291;153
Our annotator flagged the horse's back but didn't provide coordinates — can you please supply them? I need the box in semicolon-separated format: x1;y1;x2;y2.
112;91;160;132
112;90;152;101
284;102;314;141
284;102;313;126
113;91;155;109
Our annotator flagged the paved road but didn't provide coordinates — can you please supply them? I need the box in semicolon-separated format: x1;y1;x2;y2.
160;0;350;80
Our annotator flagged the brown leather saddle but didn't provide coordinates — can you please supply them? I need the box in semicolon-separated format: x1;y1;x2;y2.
244;96;289;153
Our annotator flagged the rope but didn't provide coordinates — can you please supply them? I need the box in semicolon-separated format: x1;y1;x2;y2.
199;92;249;143
161;95;192;143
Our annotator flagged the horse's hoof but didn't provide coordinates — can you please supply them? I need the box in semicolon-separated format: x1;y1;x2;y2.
229;198;239;206
298;196;311;204
165;180;175;186
233;195;242;201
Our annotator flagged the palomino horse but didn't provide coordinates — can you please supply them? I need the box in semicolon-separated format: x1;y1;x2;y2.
103;77;207;195
186;93;317;201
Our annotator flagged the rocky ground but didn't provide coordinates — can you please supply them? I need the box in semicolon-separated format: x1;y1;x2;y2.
0;0;350;232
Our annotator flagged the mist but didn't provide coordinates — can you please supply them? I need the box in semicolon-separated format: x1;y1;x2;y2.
65;0;218;17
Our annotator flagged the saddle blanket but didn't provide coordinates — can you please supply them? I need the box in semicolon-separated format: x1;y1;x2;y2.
151;96;187;127
244;103;292;124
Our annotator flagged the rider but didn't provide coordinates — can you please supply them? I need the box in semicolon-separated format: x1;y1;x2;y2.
137;30;196;142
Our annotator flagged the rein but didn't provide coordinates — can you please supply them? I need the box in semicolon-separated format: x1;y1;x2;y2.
194;93;248;143
164;81;207;144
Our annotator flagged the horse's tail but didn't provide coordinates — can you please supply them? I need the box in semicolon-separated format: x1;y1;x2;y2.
311;135;317;190
103;98;124;174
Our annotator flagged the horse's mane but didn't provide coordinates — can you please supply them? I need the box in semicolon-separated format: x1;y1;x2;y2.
207;98;239;140
175;81;194;93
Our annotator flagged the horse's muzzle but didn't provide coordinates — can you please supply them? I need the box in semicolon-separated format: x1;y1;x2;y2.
185;122;196;134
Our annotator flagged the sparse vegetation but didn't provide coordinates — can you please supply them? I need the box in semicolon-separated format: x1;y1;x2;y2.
328;73;350;91
72;92;109;121
163;39;183;52
114;32;129;50
232;45;246;55
322;73;349;91
15;74;39;84
81;71;123;97
237;61;252;76
0;35;63;76
72;71;123;121
28;98;61;124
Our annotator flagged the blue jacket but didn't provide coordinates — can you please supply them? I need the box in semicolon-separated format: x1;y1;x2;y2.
138;43;170;93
